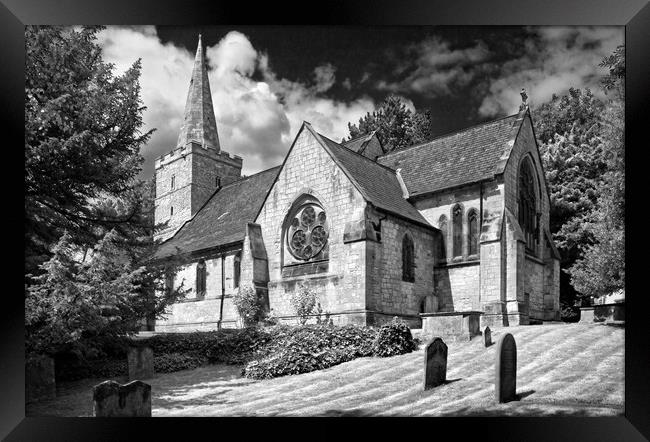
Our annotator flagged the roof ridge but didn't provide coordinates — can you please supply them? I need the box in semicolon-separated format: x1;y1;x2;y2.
378;112;519;159
317;132;399;173
341;130;375;145
220;165;281;190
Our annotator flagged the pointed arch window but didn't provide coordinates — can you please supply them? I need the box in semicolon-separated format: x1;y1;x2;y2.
402;234;415;282
438;215;448;261
452;204;463;258
468;209;479;257
519;158;538;253
196;260;206;299
233;253;241;288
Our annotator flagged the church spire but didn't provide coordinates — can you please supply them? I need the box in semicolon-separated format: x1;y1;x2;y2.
177;34;221;151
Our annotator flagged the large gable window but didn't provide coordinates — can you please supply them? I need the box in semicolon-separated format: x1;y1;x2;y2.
519;157;539;253
452;204;463;258
402;234;415;282
286;201;329;262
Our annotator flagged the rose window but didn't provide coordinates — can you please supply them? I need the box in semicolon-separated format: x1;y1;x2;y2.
287;204;329;260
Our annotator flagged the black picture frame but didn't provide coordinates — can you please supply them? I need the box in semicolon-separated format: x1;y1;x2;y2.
5;0;648;440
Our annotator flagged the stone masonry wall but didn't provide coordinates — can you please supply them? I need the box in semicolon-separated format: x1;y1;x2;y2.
255;127;375;324
366;214;435;324
155;251;244;331
154;143;242;242
414;180;503;313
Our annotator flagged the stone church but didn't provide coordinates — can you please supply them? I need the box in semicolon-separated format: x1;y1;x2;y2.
152;37;561;332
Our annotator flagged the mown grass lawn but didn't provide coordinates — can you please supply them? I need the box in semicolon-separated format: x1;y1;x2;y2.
26;322;624;417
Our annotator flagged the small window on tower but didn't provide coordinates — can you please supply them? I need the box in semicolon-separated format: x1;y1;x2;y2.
171;175;175;189
170;206;174;216
216;177;221;188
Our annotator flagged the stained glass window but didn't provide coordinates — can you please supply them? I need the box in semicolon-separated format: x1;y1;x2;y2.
468;209;479;256
519;159;538;253
402;234;415;282
287;203;329;261
438;215;448;260
452;204;463;258
196;260;206;299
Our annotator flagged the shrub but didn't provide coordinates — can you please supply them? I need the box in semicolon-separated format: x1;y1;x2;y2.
232;284;262;327
242;324;377;379
154;353;206;373
371;317;417;357
290;283;317;325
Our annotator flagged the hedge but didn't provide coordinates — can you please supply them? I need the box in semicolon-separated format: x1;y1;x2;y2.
54;321;417;382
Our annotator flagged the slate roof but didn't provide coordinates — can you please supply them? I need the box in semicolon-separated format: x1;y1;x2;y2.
377;113;521;196
153;166;281;260
312;127;432;228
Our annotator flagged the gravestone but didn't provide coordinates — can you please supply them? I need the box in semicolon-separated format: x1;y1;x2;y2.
495;333;517;403
25;355;56;403
484;327;492;347
423;337;447;390
127;346;154;381
93;380;151;417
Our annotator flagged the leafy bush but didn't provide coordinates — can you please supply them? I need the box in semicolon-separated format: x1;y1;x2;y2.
154;353;206;373
232;284;262;327
242;324;377;379
290;283;317;324
371;317;416;357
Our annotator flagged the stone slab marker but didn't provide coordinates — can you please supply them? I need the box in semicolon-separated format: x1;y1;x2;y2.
127;346;154;381
93;380;151;417
484;327;492;347
495;333;517;403
423;337;447;390
25;355;56;403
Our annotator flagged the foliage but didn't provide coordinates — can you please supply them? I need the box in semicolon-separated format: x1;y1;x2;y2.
242;324;377;379
345;95;432;153
25;25;155;276
232;284;262;327
154;353;207;374
24;26;189;359
567;66;625;299
25;230;188;358
289;284;318;325
142;328;274;365
371;317;417;357
533;45;625;305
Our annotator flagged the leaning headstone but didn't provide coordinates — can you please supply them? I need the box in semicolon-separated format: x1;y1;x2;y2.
484;327;492;347
25;355;56;403
423;337;447;390
127;346;154;381
93;380;152;417
495;333;517;403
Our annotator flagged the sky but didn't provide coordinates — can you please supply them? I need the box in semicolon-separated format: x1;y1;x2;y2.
96;25;623;179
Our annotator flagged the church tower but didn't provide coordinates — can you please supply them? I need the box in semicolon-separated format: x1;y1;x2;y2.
154;35;243;242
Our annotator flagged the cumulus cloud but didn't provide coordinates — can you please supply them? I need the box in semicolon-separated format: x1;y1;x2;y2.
477;26;624;117
97;27;374;177
378;37;491;97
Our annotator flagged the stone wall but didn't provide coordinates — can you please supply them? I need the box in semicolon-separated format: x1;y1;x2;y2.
255;127;371;324
154;142;242;242
434;262;480;312
155;250;244;331
366;213;436;325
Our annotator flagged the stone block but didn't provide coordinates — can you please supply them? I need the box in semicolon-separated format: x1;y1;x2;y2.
93;380;152;417
127;347;154;381
420;311;483;342
25;355;56;403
